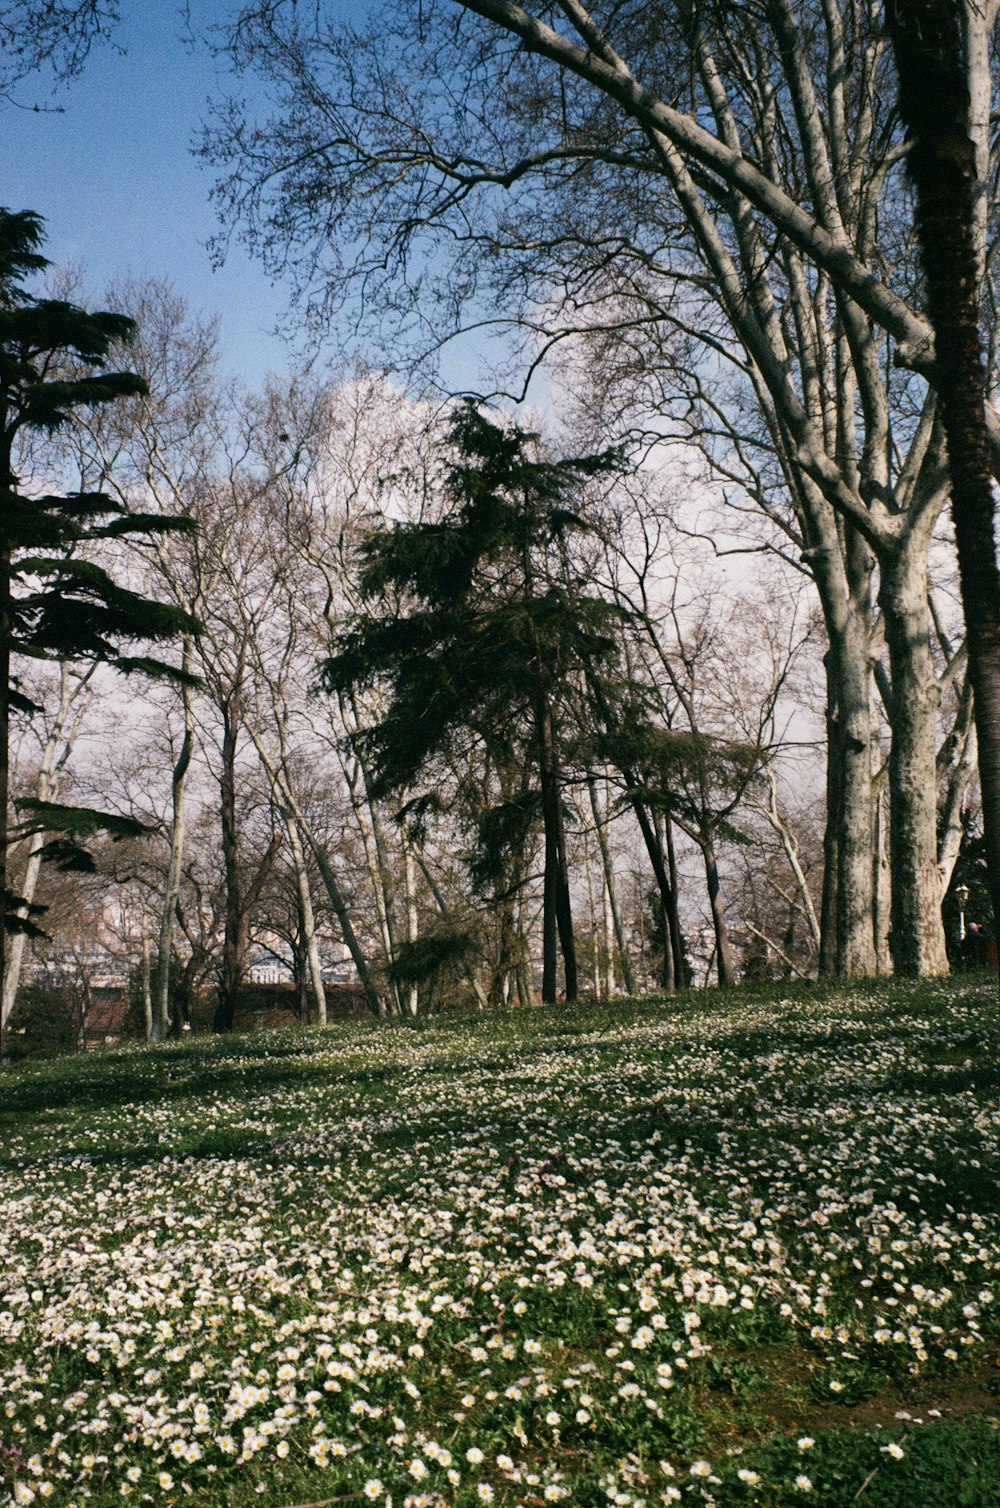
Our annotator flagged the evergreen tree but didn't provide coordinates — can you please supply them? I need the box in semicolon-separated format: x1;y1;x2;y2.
0;208;198;999
323;402;628;1004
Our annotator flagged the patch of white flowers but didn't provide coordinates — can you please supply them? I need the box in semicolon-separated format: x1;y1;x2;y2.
0;981;997;1504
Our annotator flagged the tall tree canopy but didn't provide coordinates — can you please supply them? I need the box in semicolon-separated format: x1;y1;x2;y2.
204;0;1000;979
0;207;197;995
324;402;630;1002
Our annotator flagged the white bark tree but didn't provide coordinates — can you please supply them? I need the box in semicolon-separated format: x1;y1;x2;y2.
205;0;1000;976
1;662;96;1029
66;282;225;1037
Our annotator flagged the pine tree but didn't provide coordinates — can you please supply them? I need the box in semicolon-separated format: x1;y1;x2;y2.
0;208;198;1001
323;402;629;1004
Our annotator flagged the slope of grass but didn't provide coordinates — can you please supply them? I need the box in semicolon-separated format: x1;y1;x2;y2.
1;976;999;1506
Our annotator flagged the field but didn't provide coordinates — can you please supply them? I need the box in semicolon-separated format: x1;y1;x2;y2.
1;978;999;1508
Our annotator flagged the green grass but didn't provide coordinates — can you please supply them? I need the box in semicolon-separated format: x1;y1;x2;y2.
1;976;999;1506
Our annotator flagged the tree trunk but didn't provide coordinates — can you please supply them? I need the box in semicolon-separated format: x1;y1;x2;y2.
2;664;94;1030
215;691;244;1032
653;813;675;992
286;810;328;1025
339;697;404;1015
537;698;561;1004
701;832;736;986
819;653;841;975
937;682;977;895
885;0;1000;953
402;827;420;1016
663;813;687;988
293;911;311;1022
879;543;949;975
873;785;893;974
587;774;635;994
552;767;578;1002
141;926;154;1040
628;798;678;992
582;830;600;993
820;603;874;971
516;879;535;1006
153;651;195;1042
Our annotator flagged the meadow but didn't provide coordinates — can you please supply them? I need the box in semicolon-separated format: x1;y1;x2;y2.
1;978;999;1507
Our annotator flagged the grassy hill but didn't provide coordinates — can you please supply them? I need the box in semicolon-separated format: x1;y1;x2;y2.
1;977;999;1506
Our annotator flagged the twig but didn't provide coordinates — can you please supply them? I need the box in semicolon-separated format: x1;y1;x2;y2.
852;1466;880;1500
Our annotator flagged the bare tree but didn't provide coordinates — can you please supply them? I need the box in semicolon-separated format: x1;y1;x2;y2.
1;662;96;1028
0;0;120;98
203;0;1000;977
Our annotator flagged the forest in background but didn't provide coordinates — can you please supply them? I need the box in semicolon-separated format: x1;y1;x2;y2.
2;0;999;1051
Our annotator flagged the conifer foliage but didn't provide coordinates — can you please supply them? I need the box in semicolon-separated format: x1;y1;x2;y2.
324;403;627;1004
0;208;198;992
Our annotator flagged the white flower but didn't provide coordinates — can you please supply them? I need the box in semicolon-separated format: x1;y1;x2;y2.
794;1475;813;1491
363;1481;384;1500
881;1443;905;1460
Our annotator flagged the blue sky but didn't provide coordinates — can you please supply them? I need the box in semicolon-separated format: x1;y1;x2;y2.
1;0;549;404
2;3;300;385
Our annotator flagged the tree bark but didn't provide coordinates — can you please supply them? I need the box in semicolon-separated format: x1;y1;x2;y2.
587;775;635;994
401;824;420;1016
816;576;878;978
879;541;949;974
215;687;244;1033
537;694;564;1003
552;764;577;1001
872;785;893;974
141;926;154;1041
937;682;977;894
885;0;1000;952
701;833;736;986
2;664;94;1029
153;647;195;1042
626;798;677;992
819;653;841;976
663;814;686;986
338;698;404;1016
286;810;328;1026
